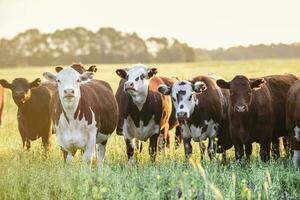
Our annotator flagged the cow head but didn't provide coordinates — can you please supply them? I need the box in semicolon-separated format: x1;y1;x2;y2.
158;80;207;120
43;67;93;111
0;78;41;105
116;64;157;109
217;75;265;113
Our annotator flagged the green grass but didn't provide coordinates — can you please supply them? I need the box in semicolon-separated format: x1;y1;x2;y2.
1;59;300;199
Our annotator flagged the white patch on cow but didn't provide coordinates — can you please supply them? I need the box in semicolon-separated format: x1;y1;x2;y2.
56;108;97;166
294;126;300;141
123;115;159;141
171;80;196;118
180;119;218;142
125;64;151;110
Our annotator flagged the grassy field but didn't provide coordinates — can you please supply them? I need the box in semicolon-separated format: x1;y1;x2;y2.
0;59;300;199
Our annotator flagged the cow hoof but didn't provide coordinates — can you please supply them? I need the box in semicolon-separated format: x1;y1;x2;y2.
128;157;136;165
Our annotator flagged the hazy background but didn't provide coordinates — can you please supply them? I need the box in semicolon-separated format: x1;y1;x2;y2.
0;0;300;67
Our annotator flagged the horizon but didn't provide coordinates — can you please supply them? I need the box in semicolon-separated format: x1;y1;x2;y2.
0;0;300;49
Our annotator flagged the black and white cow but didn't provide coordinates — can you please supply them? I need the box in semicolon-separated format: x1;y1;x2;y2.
158;75;233;160
115;64;175;163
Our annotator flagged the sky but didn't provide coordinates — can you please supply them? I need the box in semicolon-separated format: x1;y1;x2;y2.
0;0;299;49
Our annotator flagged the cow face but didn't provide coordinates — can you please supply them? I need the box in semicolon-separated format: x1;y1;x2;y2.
217;75;265;113
116;64;157;95
158;80;207;120
43;67;93;110
0;78;41;105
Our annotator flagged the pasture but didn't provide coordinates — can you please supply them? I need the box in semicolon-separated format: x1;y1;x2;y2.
0;59;300;199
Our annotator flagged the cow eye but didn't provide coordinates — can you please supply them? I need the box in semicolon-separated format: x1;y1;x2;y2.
57;79;60;83
140;75;144;80
188;95;192;101
171;97;176;102
135;77;139;81
77;79;80;83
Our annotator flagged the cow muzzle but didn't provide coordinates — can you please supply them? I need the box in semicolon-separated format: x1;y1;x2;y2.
124;82;136;92
63;89;75;98
234;105;248;113
177;111;188;120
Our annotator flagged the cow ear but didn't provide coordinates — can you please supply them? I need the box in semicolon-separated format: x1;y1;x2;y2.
88;65;97;72
148;68;157;78
250;78;265;90
216;79;231;89
30;78;41;88
55;66;63;73
158;84;171;95
0;79;12;89
193;81;207;93
43;72;57;82
116;69;128;79
80;71;93;82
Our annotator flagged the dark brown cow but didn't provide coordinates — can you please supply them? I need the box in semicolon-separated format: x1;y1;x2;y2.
0;85;4;126
217;74;298;161
158;75;233;161
286;80;300;167
0;78;53;149
115;64;175;162
43;66;118;172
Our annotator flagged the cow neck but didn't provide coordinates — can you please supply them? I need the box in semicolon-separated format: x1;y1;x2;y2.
130;85;149;111
60;90;80;122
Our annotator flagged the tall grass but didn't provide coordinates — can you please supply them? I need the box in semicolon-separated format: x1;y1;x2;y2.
0;59;300;199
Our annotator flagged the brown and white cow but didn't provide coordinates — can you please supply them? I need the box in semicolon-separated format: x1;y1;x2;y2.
217;74;298;161
158;75;233;160
0;78;53;149
286;80;300;167
43;66;118;172
0;85;4;126
115;64;175;162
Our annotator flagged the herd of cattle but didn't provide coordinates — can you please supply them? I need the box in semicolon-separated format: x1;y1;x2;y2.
0;63;300;173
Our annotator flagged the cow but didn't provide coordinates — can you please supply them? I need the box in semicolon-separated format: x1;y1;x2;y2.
115;64;177;163
217;74;298;161
286;80;300;167
115;77;182;151
0;85;4;126
158;75;233;161
43;66;118;172
0;78;53;149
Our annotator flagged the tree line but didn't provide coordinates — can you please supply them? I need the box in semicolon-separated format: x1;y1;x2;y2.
0;27;299;67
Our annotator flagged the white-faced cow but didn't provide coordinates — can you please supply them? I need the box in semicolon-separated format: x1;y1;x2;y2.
0;78;53;149
217;74;298;161
43;66;118;172
115;64;176;162
158;75;233;160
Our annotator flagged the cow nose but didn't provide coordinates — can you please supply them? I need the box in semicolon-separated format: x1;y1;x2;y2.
235;105;247;113
15;91;25;97
64;89;75;96
124;82;135;91
177;111;188;120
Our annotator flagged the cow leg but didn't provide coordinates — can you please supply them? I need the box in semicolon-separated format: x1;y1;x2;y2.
134;139;143;154
125;138;135;164
245;143;252;160
97;141;107;174
271;138;281;160
292;126;300;167
282;137;291;158
208;138;216;160
159;124;170;152
234;142;244;161
149;134;159;162
41;134;51;151
222;150;227;163
260;141;271;162
175;126;182;150
82;132;97;168
24;138;31;150
183;137;192;159
199;141;206;160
